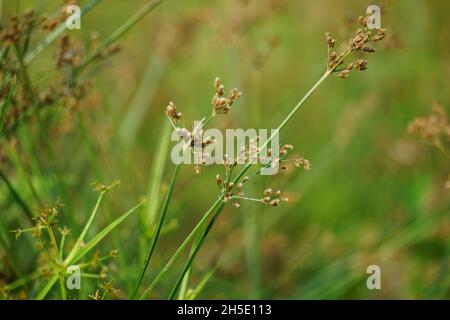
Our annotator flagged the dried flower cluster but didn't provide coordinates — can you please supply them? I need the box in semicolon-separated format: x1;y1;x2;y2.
40;7;69;31
408;103;450;145
261;188;288;207
266;144;311;172
294;157;311;170
165;76;311;208
165;77;242;174
56;35;82;69
325;16;386;78
0;6;122;137
0;10;35;43
211;77;242;115
408;103;450;190
10;198;65;264
216;174;249;203
165;101;183;123
92;180;121;193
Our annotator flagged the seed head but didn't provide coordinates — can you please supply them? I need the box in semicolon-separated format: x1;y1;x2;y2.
294;158;311;170
216;174;222;187
211;77;242;115
355;59;368;71
165;101;183;123
325;32;335;49
325;14;386;77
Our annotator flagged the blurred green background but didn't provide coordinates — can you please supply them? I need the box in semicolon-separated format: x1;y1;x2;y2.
1;0;449;299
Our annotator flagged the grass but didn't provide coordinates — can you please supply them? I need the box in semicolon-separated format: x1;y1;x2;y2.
1;0;449;300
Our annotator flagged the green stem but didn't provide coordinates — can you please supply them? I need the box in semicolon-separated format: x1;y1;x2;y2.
139;196;223;299
75;0;164;75
64;191;105;264
130;164;180;299
168;202;225;299
24;0;103;64
59;276;67;300
0;169;33;220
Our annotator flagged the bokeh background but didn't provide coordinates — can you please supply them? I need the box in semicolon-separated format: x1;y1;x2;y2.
1;0;449;299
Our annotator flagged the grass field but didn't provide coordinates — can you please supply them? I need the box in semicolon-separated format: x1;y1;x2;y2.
0;0;449;300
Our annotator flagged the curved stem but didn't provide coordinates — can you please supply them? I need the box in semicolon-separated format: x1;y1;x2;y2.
139;196;223;299
130;164;180;299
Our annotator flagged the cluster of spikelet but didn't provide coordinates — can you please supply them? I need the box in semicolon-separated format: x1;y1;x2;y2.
325;16;386;78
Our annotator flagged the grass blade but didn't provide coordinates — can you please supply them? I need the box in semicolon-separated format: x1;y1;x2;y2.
71;200;145;264
139;196;223;299
36;199;144;299
75;0;165;74
168;203;225;300
23;0;103;65
130;164;180;300
119;55;167;146
142;121;172;226
0;169;34;220
64;191;105;263
188;267;217;300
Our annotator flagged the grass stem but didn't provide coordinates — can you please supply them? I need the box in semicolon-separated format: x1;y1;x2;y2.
130;164;180;299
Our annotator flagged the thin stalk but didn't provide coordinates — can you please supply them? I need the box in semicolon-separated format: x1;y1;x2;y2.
177;227;203;300
3;142;42;206
119;54;167;146
46;226;59;259
14;44;38;107
0;73;14;134
21;14;35;56
245;68;263;299
14;43;76;222
434;139;450;159
75;0;164;75
187;267;217;300
59;232;66;261
5;269;42;291
143;122;172;227
64;191;105;264
24;0;103;64
130;164;180;300
59;276;67;300
168;202;225;299
0;169;34;220
0;231;24;278
139;196;223;299
177;264;191;300
231;70;331;185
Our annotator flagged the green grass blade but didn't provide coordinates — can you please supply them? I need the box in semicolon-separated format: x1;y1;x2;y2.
64;191;105;263
0;73;14;134
70;200;145;264
36;275;58;300
119;55;167;146
143;121;171;226
75;0;165;74
168;203;225;300
188;267;217;300
0;169;34;220
23;0;103;65
130;164;180;300
139;196;223;299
